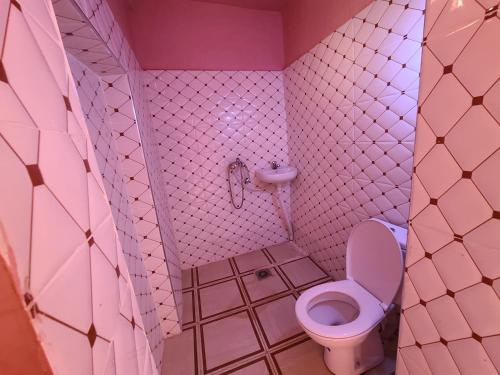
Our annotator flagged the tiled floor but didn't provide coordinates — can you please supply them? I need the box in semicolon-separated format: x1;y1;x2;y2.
163;242;397;374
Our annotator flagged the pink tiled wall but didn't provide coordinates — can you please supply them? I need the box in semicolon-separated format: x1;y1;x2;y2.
67;56;165;364
396;0;500;373
55;0;184;340
0;0;158;374
143;70;290;268
284;0;425;279
102;74;183;336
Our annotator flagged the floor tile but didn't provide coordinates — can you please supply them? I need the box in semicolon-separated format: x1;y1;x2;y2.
199;279;244;319
162;328;197;375
202;311;262;372
182;291;194;325
266;242;302;264
197;259;234;285
222;358;272;374
279;257;328;287
182;269;193;289
254;294;303;347
234;250;271;273
272;339;331;375
164;246;401;375
241;268;288;302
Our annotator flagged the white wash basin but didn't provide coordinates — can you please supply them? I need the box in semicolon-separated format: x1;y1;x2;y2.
256;166;298;184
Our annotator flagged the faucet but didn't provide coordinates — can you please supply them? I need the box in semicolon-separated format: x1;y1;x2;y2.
270;161;280;170
230;158;245;170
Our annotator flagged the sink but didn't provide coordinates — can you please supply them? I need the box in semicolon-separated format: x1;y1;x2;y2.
256;166;297;184
255;165;297;241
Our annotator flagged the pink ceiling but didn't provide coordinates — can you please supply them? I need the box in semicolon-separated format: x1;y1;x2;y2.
108;0;370;70
192;0;288;11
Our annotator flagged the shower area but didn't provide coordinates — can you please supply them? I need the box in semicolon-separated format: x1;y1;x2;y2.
1;0;500;374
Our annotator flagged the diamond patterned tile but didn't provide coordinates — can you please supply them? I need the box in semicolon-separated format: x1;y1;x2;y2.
445;106;500;171
432;241;482;292
38;314;93;375
398;0;500;371
5;1;500;374
30;186;87;295
1;0;161;372
472;150;500;211
0;138;35;283
398;314;416;348
425;0;483;66
463;219;500;279
101;72;182;336
3;5;67;132
421;342;461;375
420;74;471;137
53;0;124;75
67;54;167;352
453;17;500;96
403;304;440;345
285;0;425;278
400;346;434;374
90;245;120;340
143;69;290;268
482;335;500;373
407;258;446;302
36;243;92;332
438;179;492;235
455;283;500;337
411;205;454;253
415;144;462;198
447;338;498;375
426;296;471;341
483;79;500;122
59;0;184;352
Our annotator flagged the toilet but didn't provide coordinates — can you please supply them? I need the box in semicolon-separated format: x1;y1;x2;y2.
295;219;407;375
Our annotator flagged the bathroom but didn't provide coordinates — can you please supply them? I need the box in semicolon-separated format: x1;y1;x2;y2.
1;0;499;374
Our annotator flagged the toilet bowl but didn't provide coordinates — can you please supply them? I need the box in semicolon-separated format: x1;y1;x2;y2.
295;219;407;375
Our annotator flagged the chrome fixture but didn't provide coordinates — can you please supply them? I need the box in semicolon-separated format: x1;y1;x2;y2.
228;158;250;209
270;160;280;170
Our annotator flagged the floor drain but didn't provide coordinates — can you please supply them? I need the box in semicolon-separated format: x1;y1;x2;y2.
255;268;272;280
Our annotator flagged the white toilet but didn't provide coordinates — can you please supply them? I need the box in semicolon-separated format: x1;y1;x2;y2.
295;219;407;375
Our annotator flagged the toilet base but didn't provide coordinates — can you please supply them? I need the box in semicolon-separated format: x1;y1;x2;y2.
323;328;384;375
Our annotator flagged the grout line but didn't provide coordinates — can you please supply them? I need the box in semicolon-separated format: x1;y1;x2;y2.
167;244;345;374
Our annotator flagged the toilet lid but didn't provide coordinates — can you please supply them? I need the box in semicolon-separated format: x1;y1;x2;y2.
346;219;404;310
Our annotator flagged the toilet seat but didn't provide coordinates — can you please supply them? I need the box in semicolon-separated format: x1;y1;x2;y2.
296;279;385;340
346;219;405;310
294;219;407;374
